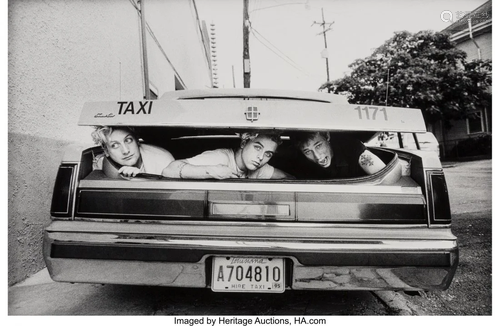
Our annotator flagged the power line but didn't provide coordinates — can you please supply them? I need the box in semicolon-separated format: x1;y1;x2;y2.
249;26;300;68
249;1;308;13
246;0;313;84
248;24;311;76
128;0;186;89
249;28;309;76
145;23;186;89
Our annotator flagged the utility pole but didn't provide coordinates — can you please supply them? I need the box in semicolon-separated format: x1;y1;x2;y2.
312;8;334;83
138;0;150;99
243;0;251;88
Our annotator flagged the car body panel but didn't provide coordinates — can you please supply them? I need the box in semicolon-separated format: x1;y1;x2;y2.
74;176;426;223
44;220;458;290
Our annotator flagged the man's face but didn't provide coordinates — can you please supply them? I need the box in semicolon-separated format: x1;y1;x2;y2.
299;133;333;168
105;128;141;167
241;135;278;171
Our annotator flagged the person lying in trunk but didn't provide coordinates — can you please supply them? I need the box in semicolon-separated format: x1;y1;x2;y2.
291;131;386;179
92;126;175;178
162;131;293;179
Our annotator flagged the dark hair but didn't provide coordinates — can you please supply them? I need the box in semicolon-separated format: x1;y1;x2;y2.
290;131;328;148
257;131;283;146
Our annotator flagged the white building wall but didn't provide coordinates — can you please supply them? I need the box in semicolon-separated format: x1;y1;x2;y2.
455;33;492;62
8;0;211;285
146;0;212;91
9;0;144;143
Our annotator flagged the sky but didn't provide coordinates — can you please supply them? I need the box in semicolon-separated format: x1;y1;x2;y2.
196;0;489;91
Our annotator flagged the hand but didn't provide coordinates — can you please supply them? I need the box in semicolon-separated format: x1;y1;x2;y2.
206;165;240;179
118;166;141;178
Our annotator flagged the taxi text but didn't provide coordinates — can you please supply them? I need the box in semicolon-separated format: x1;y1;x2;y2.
117;101;153;115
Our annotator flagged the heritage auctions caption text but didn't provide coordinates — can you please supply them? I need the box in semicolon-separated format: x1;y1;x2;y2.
174;317;327;326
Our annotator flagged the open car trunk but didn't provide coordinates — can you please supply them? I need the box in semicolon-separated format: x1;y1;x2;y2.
45;90;456;291
74;133;427;225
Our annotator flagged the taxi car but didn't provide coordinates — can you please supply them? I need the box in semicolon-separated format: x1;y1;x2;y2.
43;89;457;292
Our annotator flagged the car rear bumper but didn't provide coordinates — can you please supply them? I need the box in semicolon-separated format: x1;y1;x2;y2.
44;220;458;291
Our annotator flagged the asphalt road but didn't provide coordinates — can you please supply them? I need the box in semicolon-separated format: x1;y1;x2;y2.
398;158;492;315
9;276;390;315
8;159;492;316
442;159;492;215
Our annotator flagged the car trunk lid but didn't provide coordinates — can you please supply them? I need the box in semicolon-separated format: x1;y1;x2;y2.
78;95;426;139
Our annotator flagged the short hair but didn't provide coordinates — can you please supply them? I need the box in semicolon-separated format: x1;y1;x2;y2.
290;131;328;148
239;130;283;146
91;126;137;149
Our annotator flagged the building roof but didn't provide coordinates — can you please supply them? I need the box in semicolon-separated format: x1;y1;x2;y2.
442;0;492;34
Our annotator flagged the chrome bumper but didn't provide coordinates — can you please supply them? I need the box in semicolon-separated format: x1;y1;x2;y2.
44;220;458;291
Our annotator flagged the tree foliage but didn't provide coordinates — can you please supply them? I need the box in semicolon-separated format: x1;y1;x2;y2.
320;31;492;126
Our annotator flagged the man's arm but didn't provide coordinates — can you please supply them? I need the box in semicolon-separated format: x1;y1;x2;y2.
162;160;239;179
102;156;122;179
358;150;386;175
271;167;295;179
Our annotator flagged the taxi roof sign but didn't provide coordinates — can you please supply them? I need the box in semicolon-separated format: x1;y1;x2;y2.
78;91;426;133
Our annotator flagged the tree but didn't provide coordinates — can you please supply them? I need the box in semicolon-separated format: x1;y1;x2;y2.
320;31;492;127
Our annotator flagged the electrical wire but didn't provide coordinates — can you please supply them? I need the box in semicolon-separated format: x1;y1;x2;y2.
145;23;187;89
128;0;187;89
250;26;300;67
248;0;314;77
248;24;312;76
249;1;308;13
128;0;139;10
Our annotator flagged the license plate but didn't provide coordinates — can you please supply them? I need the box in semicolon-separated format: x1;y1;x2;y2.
211;257;285;293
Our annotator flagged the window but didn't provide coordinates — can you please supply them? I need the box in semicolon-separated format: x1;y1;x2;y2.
467;111;484;134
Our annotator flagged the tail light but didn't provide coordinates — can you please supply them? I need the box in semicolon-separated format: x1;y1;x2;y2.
51;164;77;218
426;170;452;225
